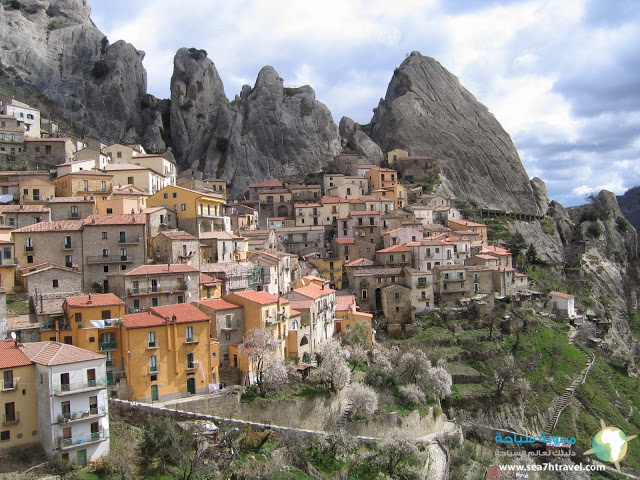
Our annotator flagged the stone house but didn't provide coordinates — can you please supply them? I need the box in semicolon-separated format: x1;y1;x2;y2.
141;206;177;252
108;264;199;313
381;284;415;337
0;204;51;230
248;179;283;200
382;226;423;248
23;263;82;301
359;194;394;213
48;197;97;222
259;188;293;223
200;231;248;264
0;113;26;160
25;138;76;166
433;264;472;304
375;245;412;268
152;229;200;268
403;267;434;314
275;225;325;257
81;214;146;293
448;219;488;242
240;229;277;252
286;284;337;350
407;239;455;271
405;205;434;227
348;266;403;313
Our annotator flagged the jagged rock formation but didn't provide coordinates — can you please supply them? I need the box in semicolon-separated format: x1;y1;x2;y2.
617;186;640;236
366;51;544;216
338;117;383;165
0;0;162;149
169;48;341;195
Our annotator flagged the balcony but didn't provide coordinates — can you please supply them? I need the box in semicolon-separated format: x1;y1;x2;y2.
69;212;79;219
148;367;159;374
87;254;135;264
24;245;34;252
105;358;114;366
417;282;429;289
177;284;188;291
443;275;465;283
310;211;321;217
2;412;19;425
58;429;109;449
118;236;141;244
61;241;75;250
54;378;107;395
98;340;117;351
185;337;197;344
56;406;107;424
22;195;50;202
221;321;241;331
1;378;18;391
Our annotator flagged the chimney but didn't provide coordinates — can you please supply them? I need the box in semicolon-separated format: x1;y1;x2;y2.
87;293;92;304
172;315;177;323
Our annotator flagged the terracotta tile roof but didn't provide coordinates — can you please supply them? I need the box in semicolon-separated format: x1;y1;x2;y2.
21;263;81;277
47;196;95;203
194;299;240;310
481;246;511;256
123;304;210;328
383;227;409;235
200;231;244;240
103;163;147;171
229;290;286;306
334;238;356;245
65;293;125;308
83;214;146;225
159;229;198;241
20;342;105;366
336;294;356;312
289;309;302;316
345;258;377;267
124;264;198;276
491;266;516;272
549;291;574;299
321;196;350;204
249;180;283;188
449;219;487;228
289;184;321;190
359;195;393;202
0;205;50;213
349;199;365;204
289;299;313;310
292;284;335;299
434;264;468;271
141;206;167;213
353;267;402;276
377;245;411;253
258;188;291;194
57;170;113;177
0;340;33;369
12;220;83;233
473;254;499;261
274;226;324;232
294;202;322;208
26;137;73;142
199;273;220;284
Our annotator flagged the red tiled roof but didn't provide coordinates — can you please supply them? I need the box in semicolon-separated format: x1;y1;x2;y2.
249;180;283;188
321;196;349;204
20;342;105;366
25;137;73;142
65;293;124;308
293;284;335;300
0;205;50;213
289;299;313;310
195;298;240;310
200;273;221;285
549;291;574;299
349;211;380;216
336;295;356;312
345;258;376;267
123;304;210;328
12;220;83;233
334;238;355;245
0;340;32;369
229;290;286;306
124;264;198;276
449;219;487;228
48;196;95;203
377;245;411;253
159;229;198;241
83;214;146;225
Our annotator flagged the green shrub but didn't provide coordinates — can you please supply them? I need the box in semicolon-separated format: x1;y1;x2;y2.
587;223;602;238
91;59;109;79
616;216;629;232
540;217;556;235
580;209;599;223
299;97;312;117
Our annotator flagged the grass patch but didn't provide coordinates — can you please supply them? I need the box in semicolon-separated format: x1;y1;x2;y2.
241;383;327;403
6;299;30;315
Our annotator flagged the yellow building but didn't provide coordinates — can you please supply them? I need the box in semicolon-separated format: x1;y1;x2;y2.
19;177;55;204
0;240;16;293
146;185;227;237
365;166;399;191
121;304;217;402
334;295;374;347
0;340;39;447
199;273;222;300
310;258;343;290
96;197;144;215
54;171;114;200
387;148;409;165
41;293;125;386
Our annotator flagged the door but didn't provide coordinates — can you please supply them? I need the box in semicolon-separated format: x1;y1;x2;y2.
150;384;159;401
76;449;87;467
187;377;196;395
106;371;113;386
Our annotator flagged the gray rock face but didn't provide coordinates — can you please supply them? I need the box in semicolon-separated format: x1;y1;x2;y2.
169;49;341;196
367;51;543;215
617;186;640;236
338;116;384;164
0;0;162;149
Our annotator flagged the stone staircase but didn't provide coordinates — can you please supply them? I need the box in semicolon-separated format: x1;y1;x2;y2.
218;366;242;386
544;345;596;434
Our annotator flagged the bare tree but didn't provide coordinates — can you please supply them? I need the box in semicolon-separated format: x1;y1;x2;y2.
240;329;282;397
490;354;517;396
313;339;351;392
346;383;378;417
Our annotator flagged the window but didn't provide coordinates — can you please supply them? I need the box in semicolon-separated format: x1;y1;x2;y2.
187;353;195;369
101;310;111;320
116;152;122;158
177;295;184;304
27;255;33;264
104;266;109;273
172;192;177;198
152;297;159;307
3;370;14;390
181;204;186;211
83;180;88;191
101;232;108;239
395;292;400;300
106;208;113;214
0;431;9;442
163;193;168;199
224;332;231;340
133;299;140;310
25;238;33;252
362;290;367;299
149;355;158;372
63;235;72;249
100;181;106;192
52;279;59;288
148;331;156;348
186;326;194;342
102;249;109;257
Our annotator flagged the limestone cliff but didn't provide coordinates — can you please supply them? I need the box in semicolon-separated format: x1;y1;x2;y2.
0;0;162;148
367;52;544;216
169;48;341;195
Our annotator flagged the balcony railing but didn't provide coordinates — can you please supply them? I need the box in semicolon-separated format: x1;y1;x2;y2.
149;366;159;374
58;429;109;448
105;358;114;366
56;406;107;423
54;378;107;395
61;241;75;250
1;378;18;391
443;276;465;283
2;412;19;425
87;254;135;264
22;195;51;202
417;282;429;289
118;236;141;244
98;340;117;351
25;245;34;252
177;284;188;291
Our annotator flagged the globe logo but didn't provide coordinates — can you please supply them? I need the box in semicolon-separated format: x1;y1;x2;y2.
584;419;637;472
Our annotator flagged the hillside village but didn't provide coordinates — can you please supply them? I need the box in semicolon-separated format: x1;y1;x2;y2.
0;93;602;471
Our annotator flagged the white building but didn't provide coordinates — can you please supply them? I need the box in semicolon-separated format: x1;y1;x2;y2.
20;342;109;466
549;291;576;318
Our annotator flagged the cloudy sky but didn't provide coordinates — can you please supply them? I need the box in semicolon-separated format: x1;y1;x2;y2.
90;0;640;207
